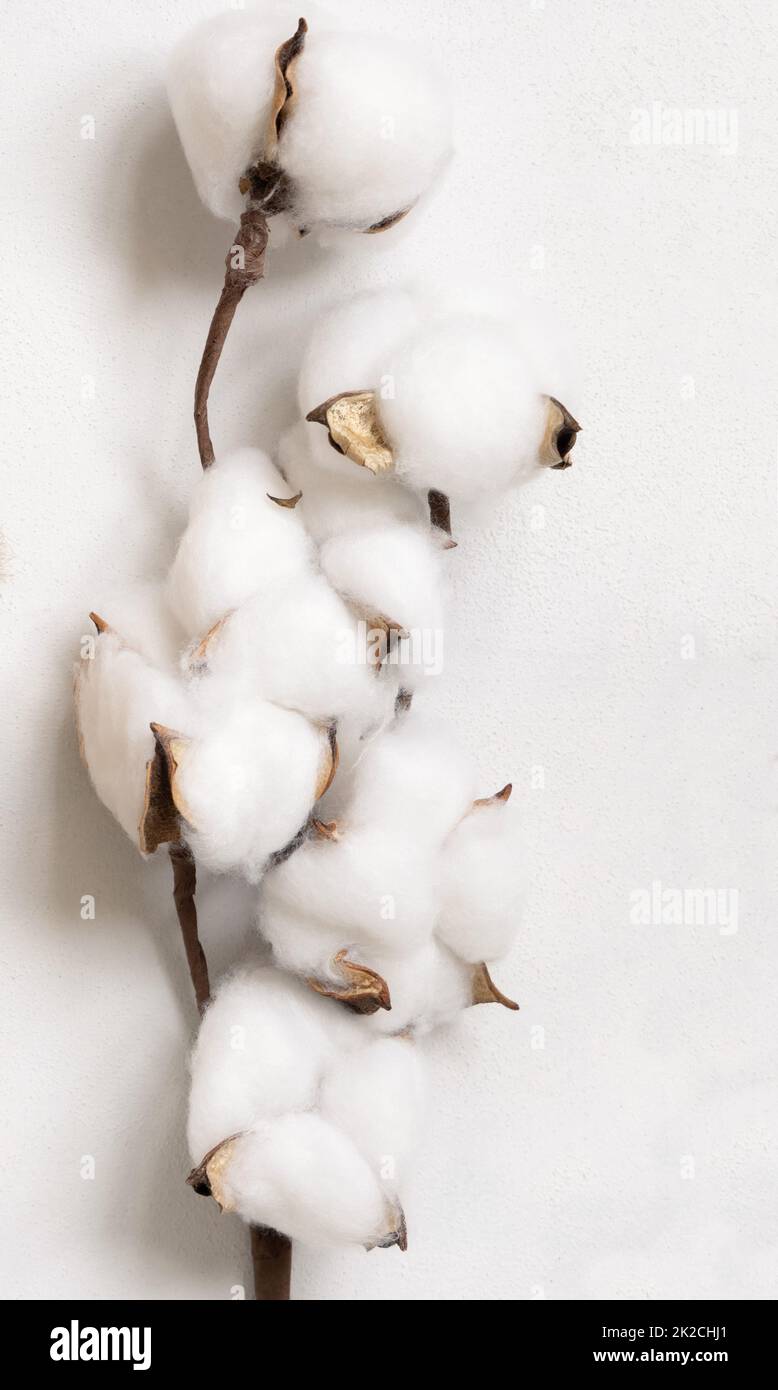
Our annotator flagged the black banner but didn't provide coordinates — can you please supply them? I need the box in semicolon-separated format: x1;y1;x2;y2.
6;1299;772;1376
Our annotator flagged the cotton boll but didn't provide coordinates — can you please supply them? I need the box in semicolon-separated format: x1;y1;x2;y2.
277;423;423;546
378;316;547;503
174;698;331;881
217;1113;397;1248
188;570;393;729
277;31;451;231
187;964;353;1161
437;800;526;963
348;713;478;850
90;581;187;672
168;12;451;234
167;4;308;223
319;523;447;688
363;940;473;1037
75;631;193;849
320;1037;426;1186
166;447;312;637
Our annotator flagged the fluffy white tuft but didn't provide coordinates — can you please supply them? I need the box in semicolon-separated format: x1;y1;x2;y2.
75;632;192;849
168;11;450;231
165;447;312;638
378;315;546;501
277;423;423;545
187;965;354;1160
320;1036;425;1185
362;940;474;1037
279;31;451;230
187;569;393;728
437;800;526;962
259;826;440;964
219;1113;392;1248
176;697;329;881
347;712;478;850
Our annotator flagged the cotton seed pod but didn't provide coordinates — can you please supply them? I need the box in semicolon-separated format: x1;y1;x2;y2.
301;289;580;523
189;1115;406;1250
74;618;193;851
186;965;415;1249
166;447;312;639
168;8;451;231
437;785;526;963
147;698;337;881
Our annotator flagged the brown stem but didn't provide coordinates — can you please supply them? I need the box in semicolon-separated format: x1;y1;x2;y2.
250;1226;292;1301
194;208;270;469
168;844;210;1015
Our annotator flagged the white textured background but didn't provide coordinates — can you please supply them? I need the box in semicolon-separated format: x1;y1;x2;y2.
1;0;776;1300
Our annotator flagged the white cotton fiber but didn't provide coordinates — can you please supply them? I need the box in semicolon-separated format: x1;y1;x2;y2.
347;713;478;850
218;1112;395;1248
165;447;312;638
187;965;354;1160
188;569;392;729
259;825;439;962
168;11;451;231
75;631;192;849
176;697;329;881
378;315;547;502
256;899;347;985
363;940;474;1037
437;799;526;963
277;423;424;546
167;4;306;223
278;31;451;230
319;523;446;686
89;582;187;673
320;1036;425;1185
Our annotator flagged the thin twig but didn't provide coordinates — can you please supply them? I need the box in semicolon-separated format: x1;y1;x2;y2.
194;208;270;469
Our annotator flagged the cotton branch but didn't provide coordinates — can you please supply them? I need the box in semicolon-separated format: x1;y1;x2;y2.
194;209;270;469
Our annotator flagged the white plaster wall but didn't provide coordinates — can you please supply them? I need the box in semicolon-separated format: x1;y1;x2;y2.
1;0;776;1300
